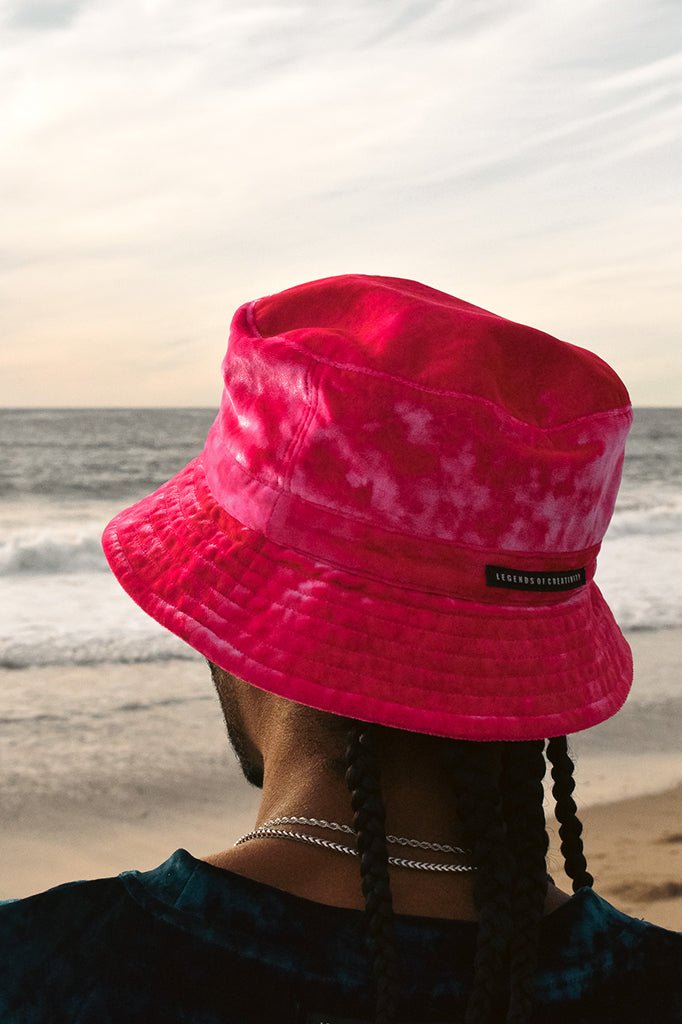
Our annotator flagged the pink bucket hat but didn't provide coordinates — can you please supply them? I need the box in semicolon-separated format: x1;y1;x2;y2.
102;274;633;741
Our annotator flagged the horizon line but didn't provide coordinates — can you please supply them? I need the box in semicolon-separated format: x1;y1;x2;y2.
1;404;680;413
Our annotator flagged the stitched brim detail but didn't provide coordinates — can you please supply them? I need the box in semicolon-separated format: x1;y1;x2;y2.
102;457;633;741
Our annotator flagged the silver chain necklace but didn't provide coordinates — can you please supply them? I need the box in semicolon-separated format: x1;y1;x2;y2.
235;815;477;874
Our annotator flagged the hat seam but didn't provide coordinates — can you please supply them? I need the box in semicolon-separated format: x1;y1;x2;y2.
266;360;321;537
275;362;316;486
246;301;632;435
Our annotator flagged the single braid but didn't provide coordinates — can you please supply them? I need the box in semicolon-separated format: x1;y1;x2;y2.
546;736;594;891
345;723;398;1024
500;741;549;1024
447;741;514;1024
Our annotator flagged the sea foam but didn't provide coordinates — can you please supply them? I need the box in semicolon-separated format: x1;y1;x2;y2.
0;529;107;575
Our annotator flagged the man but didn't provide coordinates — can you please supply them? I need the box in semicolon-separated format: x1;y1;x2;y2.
1;274;680;1023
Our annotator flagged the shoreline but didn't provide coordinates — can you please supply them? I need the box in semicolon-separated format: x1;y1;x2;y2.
2;630;680;815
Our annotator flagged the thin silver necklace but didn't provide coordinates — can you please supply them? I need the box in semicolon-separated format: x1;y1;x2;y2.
235;815;477;874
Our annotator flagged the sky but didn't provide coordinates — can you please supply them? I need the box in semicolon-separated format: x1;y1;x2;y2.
1;0;680;407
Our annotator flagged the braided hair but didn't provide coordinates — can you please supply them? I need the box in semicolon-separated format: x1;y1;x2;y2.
345;723;399;1024
448;741;514;1023
344;727;592;1024
500;741;549;1024
546;736;593;891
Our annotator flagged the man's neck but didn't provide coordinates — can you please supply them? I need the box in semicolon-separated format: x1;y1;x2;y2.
203;741;571;920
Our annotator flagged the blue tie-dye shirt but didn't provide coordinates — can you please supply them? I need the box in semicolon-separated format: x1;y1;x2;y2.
0;849;679;1023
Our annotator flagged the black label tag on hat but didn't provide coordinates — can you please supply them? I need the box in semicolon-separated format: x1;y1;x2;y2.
485;564;586;592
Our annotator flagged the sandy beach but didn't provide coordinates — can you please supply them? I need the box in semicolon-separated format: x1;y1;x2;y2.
1;629;680;929
547;783;682;931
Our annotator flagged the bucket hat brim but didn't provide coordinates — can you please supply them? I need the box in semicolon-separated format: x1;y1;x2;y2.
102;454;633;742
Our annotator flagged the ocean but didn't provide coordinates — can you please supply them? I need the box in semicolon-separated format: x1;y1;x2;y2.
2;407;681;669
0;408;681;813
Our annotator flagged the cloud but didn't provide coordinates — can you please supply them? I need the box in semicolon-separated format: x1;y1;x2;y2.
4;0;85;31
0;0;679;405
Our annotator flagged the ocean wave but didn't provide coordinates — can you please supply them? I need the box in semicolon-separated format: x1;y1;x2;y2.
607;494;682;538
0;530;107;575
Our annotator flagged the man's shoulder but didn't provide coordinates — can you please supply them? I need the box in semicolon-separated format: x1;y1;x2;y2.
0;855;328;1024
0;873;126;927
0;873;132;968
548;887;682;972
0;873;137;1021
533;890;682;1021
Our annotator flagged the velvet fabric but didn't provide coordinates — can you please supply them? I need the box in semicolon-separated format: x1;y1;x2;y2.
102;274;634;740
1;850;680;1023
